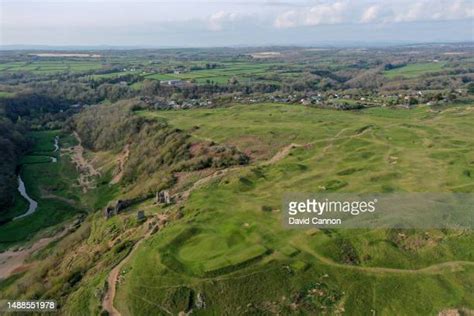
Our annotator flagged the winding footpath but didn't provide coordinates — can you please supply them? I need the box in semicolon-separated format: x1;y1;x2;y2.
102;217;167;316
292;236;474;275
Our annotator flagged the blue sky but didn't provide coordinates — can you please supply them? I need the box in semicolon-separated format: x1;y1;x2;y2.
1;0;473;47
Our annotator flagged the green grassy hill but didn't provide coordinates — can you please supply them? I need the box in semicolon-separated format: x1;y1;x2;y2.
111;103;474;315
1;103;473;315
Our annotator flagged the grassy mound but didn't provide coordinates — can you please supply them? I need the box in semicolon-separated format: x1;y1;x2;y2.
160;226;269;277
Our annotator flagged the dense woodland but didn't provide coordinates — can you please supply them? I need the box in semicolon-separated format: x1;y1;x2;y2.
0;116;28;211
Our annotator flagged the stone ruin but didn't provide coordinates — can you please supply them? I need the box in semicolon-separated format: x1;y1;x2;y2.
136;210;146;222
103;199;131;219
195;292;206;309
155;190;172;204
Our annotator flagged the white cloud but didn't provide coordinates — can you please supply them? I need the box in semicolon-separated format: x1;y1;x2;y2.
360;5;380;23
274;1;348;28
305;2;347;26
274;10;298;28
393;2;425;22
391;0;474;22
274;0;474;28
2;0;473;45
208;11;244;31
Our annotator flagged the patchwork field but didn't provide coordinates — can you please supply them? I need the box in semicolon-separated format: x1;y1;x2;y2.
145;62;288;84
114;103;474;315
0;60;104;74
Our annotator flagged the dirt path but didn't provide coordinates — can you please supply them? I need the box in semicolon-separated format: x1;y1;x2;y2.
179;167;241;201
63;132;100;192
102;215;168;316
40;193;76;205
263;126;374;167
179;142;314;201
292;236;474;275
263;143;306;165
102;262;124;316
178;125;378;203
40;188;77;206
110;144;130;185
0;229;68;279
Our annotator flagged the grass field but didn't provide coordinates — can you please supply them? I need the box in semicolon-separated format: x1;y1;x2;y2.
0;91;15;98
0;191;28;224
384;62;447;78
0;60;104;74
112;103;474;315
87;71;137;80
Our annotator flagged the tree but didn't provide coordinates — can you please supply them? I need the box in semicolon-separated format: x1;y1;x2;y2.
141;79;160;96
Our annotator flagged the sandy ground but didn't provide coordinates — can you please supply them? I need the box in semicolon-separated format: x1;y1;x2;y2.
0;229;68;279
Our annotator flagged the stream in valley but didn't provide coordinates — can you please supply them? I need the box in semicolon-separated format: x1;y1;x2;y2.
13;136;59;220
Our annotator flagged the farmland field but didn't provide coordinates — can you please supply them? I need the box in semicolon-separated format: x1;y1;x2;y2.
384;62;447;78
145;62;287;84
0;60;104;74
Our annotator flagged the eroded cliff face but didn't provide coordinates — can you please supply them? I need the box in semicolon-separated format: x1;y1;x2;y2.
70;100;249;199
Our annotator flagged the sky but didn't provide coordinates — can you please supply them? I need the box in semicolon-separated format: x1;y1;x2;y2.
1;0;473;47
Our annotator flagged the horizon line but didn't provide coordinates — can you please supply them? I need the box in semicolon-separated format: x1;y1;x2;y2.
1;40;474;51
